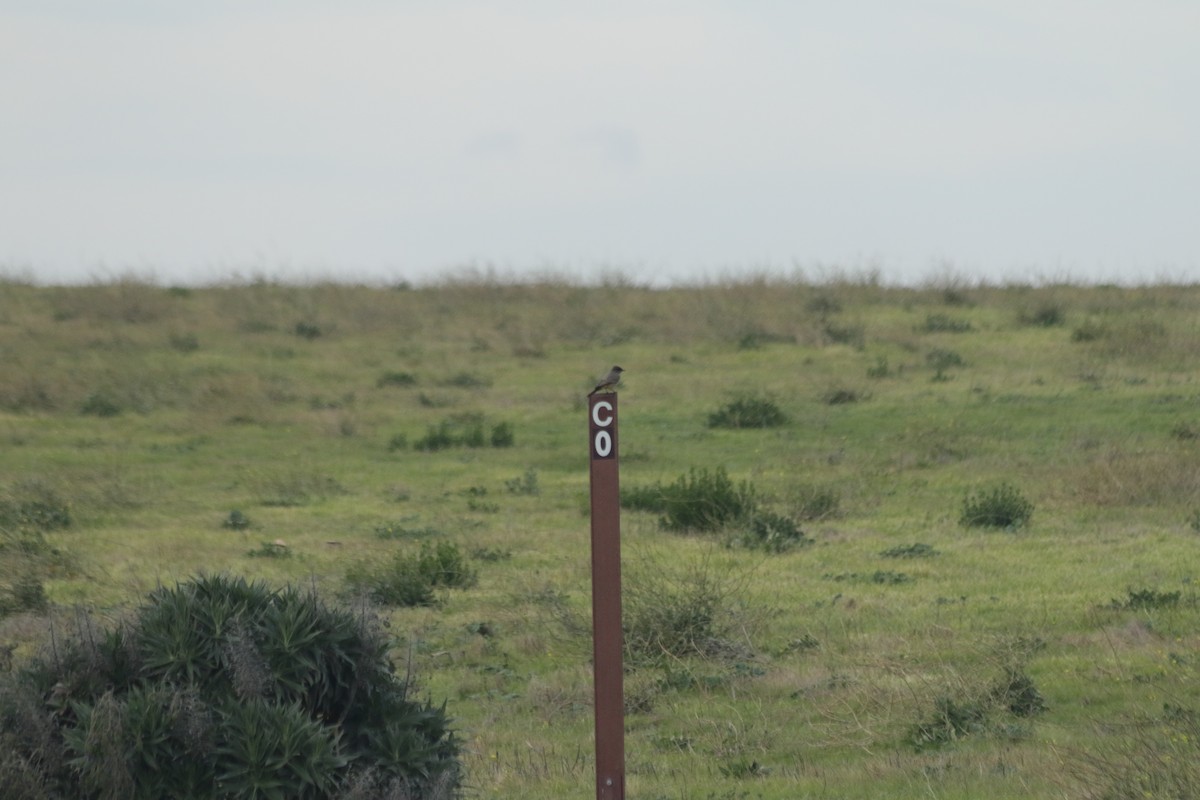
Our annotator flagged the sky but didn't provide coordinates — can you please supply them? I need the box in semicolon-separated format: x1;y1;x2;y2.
2;1;1198;287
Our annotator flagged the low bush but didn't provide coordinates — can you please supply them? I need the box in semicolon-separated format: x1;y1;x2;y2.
880;542;939;559
735;510;812;553
0;486;71;533
415;415;514;451
707;395;787;429
1020;303;1065;327
221;509;251;530
620;484;666;514
792;484;840;521
821;387;867;405
960;483;1033;530
79;392;122;417
440;371;492;389
490;422;515;448
376;370;418;388
293;320;322;339
0;574;48;617
504;468;539;496
0;574;461;798
823;321;865;348
346;541;477;607
927;348;965;381
866;356;890;378
657;467;755;532
921;314;973;333
623;557;758;664
909;669;1045;751
1109;587;1185;610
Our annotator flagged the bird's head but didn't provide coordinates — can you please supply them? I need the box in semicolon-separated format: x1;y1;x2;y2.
612;366;624;374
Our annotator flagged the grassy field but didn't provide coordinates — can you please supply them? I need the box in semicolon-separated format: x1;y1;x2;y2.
3;274;1200;798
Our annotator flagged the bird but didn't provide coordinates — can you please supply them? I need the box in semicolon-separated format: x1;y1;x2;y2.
588;365;624;396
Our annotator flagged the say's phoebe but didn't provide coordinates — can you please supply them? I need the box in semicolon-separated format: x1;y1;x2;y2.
588;366;624;396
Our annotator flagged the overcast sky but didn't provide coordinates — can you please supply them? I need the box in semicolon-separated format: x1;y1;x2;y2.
3;1;1198;286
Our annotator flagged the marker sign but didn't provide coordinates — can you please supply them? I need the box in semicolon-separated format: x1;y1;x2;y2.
590;398;617;459
587;392;624;800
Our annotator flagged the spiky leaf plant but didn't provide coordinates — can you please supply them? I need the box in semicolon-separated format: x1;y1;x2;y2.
0;574;460;799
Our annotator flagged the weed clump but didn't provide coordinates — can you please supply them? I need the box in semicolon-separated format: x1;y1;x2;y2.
821;387;867;405
792;484;840;521
415;415;514;451
623;557;758;664
736;510;813;553
346;541;477;607
960;483;1033;530
638;467;755;532
1109;587;1185;610
221;509;251;530
921;314;973;333
376;370;418;388
927;348;965;381
504;468;539;496
909;669;1045;750
1020;303;1065;327
880;542;939;559
707;395;787;429
80;392;122;417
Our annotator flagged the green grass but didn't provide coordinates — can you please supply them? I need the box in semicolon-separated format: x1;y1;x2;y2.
3;275;1200;797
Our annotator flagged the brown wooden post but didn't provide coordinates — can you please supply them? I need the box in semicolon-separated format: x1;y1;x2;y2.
588;393;625;800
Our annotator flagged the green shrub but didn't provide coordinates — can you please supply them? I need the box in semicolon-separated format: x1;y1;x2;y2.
1021;304;1065;327
293;321;322;339
909;669;1046;751
824;321;865;348
347;557;435;608
245;541;291;559
415;421;457;452
168;332;200;352
374;523;442;541
880;542;939;559
0;574;461;798
441;371;492;389
80;392;122;417
793;484;840;521
504;468;539;496
735;510;811;553
415;416;513;451
866;356;890;378
1110;587;1184;610
736;328;793;349
621;484;667;513
1071;320;1108;342
376;370;418;388
346;541;476;607
222;509;251;530
707;396;787;429
458;421;486;448
910;696;989;750
623;557;756;664
658;467;755;532
417;541;478;589
821;387;867;405
0;575;49;617
927;348;965;381
490;422;515;447
921;314;973;333
960;483;1033;529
